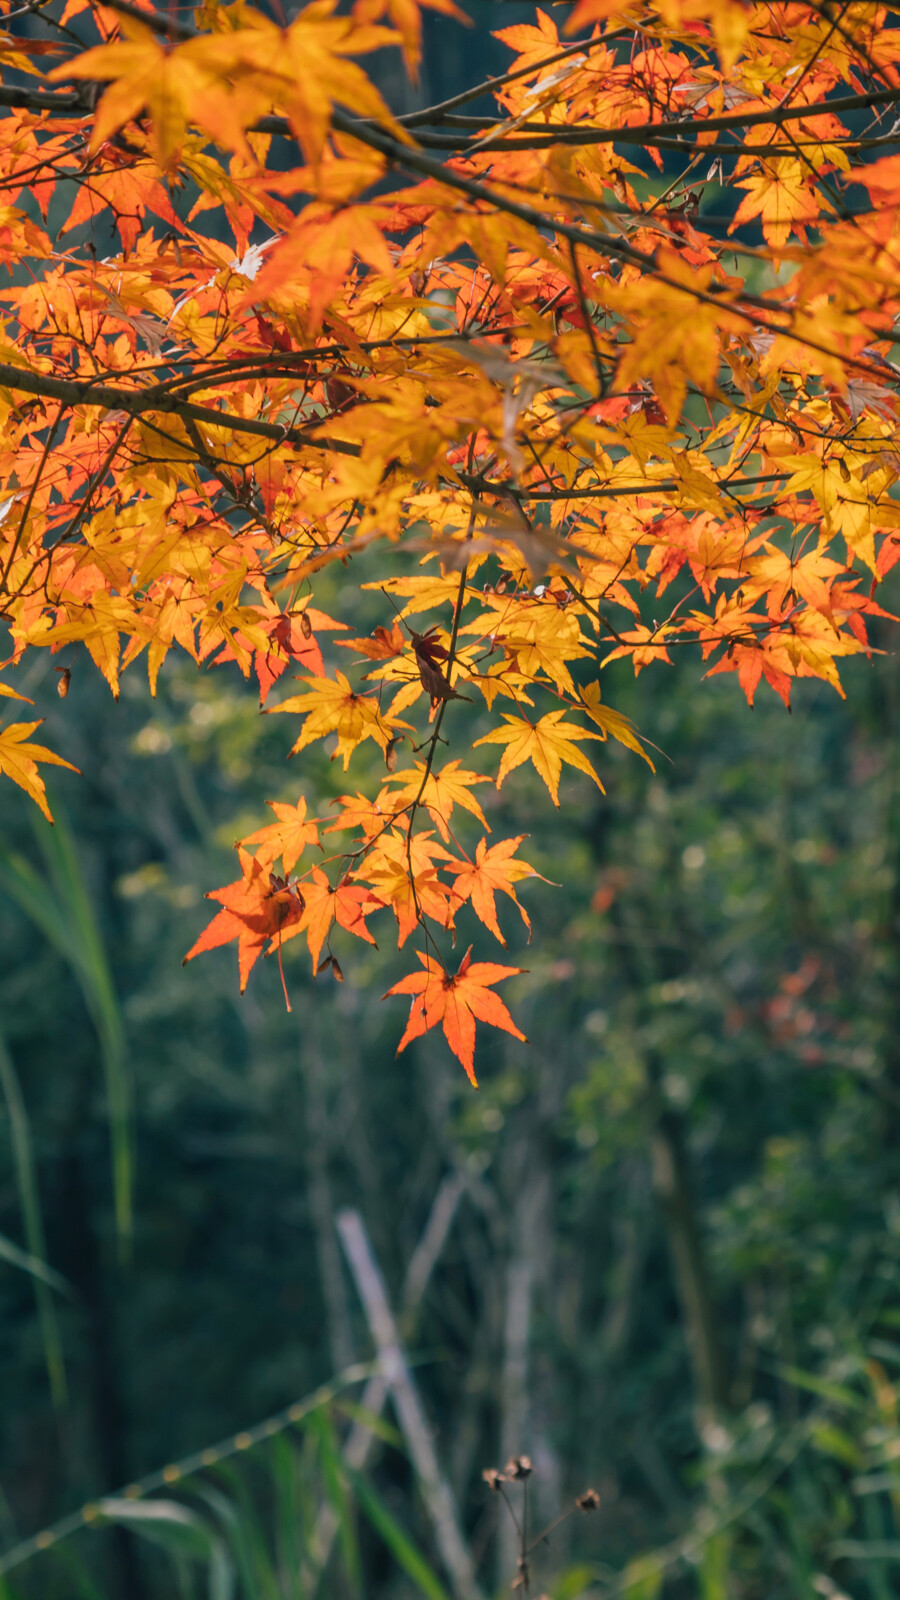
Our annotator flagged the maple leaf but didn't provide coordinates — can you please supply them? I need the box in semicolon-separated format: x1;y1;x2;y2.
54;8;408;171
59;157;180;257
270;673;408;768
384;759;490;842
9;0;900;1068
858;155;900;205
493;8;562;72
446;835;544;945
578;683;655;769
324;792;396;839
183;848;306;992
277;866;383;971
354;0;469;77
408;628;472;707
254;607;345;706
385;947;526;1085
474;711;604;805
0;721;79;824
360;828;456;946
51;19;216;171
336;622;406;661
240;796;320;874
601;627;674;674
744;543;847;622
730;161;821;250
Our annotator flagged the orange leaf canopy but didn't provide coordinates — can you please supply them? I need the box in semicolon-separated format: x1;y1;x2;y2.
1;0;900;1077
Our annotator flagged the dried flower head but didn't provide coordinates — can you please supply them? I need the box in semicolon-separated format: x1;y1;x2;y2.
505;1455;533;1480
482;1468;505;1492
576;1488;600;1512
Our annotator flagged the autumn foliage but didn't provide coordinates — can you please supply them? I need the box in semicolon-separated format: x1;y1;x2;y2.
0;0;899;1079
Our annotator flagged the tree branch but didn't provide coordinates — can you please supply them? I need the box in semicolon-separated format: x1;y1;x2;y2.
0;364;361;456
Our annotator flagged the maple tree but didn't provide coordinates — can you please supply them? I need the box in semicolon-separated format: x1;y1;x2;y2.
0;0;899;1082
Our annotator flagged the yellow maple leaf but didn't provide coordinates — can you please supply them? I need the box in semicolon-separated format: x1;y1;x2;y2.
359;827;455;945
51;19;220;170
270;672;408;769
0;721;79;824
461;601;591;695
578;682;655;768
384;759;490;842
730;160;822;250
52;8;408;171
474;710;604;805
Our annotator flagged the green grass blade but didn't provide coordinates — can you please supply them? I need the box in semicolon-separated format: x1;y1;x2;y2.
268;1434;307;1600
205;1460;280;1600
0;813;133;1254
50;1547;110;1600
774;1363;867;1412
345;1465;451;1600
189;1483;260;1600
307;1409;361;1599
98;1497;235;1600
0;1228;74;1297
0;1029;67;1406
0;849;70;957
33;809;132;1253
334;1402;402;1450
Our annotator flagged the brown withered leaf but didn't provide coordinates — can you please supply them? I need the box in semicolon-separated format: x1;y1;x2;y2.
410;628;472;706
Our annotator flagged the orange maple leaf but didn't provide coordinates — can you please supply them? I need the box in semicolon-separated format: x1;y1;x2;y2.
324;792;398;839
240;796;320;873
336;621;406;661
183;848;305;991
446;835;542;945
278;866;383;971
385;947;526;1085
255;607;346;706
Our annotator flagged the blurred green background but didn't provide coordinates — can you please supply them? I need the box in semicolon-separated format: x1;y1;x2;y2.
1;543;899;1600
